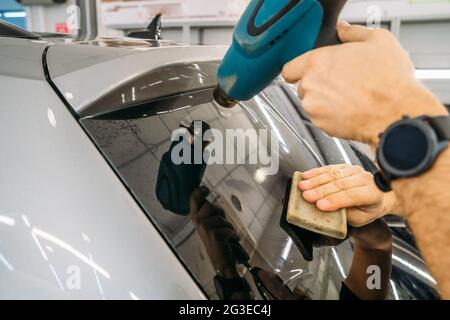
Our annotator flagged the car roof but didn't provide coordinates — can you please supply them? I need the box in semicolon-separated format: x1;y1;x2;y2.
0;19;40;40
0;37;49;80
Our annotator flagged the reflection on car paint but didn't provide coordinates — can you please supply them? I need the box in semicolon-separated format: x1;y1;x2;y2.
77;38;182;49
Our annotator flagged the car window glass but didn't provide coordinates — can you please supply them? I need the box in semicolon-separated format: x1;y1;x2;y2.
81;86;349;299
81;83;438;300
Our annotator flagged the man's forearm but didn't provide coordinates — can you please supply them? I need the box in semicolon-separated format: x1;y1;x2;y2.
394;141;450;299
385;84;450;298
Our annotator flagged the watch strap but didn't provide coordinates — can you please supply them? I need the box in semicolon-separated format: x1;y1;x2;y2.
374;171;392;192
428;115;450;141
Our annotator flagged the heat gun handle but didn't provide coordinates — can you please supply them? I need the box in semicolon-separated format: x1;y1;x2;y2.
314;0;347;48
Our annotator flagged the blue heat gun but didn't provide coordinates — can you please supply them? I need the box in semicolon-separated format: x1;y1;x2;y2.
214;0;348;107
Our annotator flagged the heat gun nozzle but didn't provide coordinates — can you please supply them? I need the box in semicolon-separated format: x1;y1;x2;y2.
213;85;238;108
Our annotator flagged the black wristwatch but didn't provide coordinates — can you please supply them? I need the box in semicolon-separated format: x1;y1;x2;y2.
375;115;450;192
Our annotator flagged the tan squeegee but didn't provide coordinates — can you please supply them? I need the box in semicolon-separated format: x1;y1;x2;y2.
287;171;347;239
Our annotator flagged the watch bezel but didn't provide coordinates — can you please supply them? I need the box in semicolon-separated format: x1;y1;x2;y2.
377;117;437;178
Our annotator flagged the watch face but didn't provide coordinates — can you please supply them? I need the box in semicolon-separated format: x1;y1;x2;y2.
382;123;429;171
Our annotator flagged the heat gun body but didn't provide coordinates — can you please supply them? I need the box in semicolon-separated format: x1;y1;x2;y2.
215;0;347;107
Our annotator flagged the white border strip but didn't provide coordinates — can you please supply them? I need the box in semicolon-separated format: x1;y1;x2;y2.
415;69;450;80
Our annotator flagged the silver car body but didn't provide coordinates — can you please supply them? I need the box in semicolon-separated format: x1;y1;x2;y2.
0;37;210;299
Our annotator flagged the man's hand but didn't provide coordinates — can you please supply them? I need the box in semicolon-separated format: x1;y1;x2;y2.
298;164;402;227
282;22;447;146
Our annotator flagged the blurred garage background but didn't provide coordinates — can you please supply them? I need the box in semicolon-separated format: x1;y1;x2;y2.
1;0;449;103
